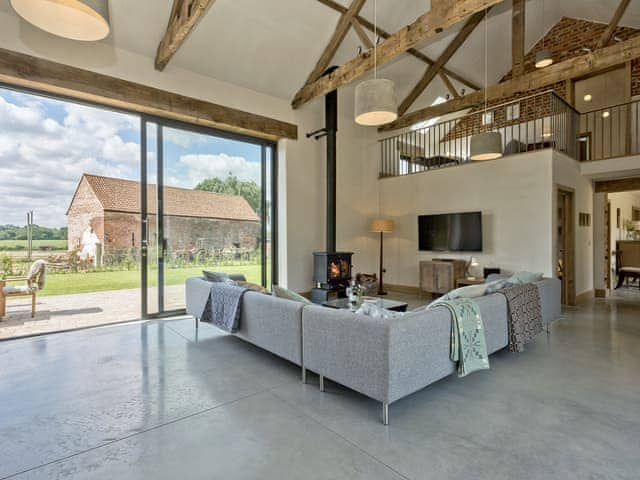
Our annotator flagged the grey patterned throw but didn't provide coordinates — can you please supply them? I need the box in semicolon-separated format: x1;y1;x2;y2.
429;298;490;377
200;282;249;333
497;283;543;352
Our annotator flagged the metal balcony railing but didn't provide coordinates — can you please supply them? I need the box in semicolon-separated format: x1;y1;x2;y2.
379;91;579;178
578;99;640;161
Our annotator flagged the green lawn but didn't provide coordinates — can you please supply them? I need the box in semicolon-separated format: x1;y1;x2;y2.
0;239;67;251
39;264;263;297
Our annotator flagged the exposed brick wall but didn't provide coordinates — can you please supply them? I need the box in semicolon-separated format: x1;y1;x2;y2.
443;17;640;142
69;180;261;257
66;177;104;251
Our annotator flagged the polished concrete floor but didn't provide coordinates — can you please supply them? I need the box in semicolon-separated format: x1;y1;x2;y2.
0;293;639;479
0;285;185;340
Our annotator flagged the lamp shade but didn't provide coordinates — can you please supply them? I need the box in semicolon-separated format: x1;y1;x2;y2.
355;79;398;126
470;131;503;161
11;0;110;41
535;49;553;68
370;219;394;233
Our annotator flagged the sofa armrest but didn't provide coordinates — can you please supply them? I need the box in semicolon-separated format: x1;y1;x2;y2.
534;278;562;326
302;305;391;403
185;277;213;318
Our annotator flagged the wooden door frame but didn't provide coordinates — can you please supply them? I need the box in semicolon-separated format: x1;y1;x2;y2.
606;199;612;291
557;186;576;306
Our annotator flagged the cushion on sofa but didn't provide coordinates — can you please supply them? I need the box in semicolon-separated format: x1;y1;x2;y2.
237;281;270;294
202;271;247;283
508;271;543;284
356;302;404;319
272;285;312;305
439;283;489;301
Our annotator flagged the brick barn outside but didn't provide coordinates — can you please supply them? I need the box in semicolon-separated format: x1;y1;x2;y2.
67;174;261;262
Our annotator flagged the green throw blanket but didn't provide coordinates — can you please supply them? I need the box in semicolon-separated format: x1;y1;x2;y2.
429;298;490;377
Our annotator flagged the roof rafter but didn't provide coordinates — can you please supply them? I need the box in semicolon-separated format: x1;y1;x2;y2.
350;18;374;49
315;0;480;91
304;0;368;86
512;0;525;76
293;0;502;109
398;8;487;116
155;0;216;71
380;33;640;132
595;0;632;49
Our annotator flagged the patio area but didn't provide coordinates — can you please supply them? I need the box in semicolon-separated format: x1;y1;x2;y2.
0;285;185;340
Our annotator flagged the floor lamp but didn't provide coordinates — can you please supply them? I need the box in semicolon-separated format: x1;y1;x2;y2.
370;219;393;295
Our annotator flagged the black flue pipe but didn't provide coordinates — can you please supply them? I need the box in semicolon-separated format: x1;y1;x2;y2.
324;66;338;253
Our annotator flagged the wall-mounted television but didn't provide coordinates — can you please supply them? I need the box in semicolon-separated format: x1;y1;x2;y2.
418;212;482;252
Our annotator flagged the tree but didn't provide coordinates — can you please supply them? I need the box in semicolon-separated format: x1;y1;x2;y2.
195;176;261;215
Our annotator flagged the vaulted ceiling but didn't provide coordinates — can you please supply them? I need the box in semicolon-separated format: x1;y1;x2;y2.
2;0;640;113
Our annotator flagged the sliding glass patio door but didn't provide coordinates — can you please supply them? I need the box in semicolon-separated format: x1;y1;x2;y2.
141;118;277;317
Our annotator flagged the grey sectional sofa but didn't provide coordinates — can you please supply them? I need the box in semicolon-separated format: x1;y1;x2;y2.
302;278;561;424
185;277;561;425
186;277;304;366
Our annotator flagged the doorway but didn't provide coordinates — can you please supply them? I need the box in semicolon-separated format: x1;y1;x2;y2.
557;188;576;305
140;118;277;318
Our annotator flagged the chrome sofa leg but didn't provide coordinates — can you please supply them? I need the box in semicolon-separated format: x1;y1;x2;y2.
319;375;325;392
301;367;306;384
382;403;389;425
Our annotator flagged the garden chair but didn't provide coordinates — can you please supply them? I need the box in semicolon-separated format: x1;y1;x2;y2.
0;260;47;319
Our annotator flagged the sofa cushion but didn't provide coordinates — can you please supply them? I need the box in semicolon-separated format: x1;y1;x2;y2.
356;302;404;319
438;283;488;301
237;281;270;294
508;271;543;284
272;285;312;305
202;271;247;283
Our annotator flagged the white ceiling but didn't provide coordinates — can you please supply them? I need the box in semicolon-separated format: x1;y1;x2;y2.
3;0;640;111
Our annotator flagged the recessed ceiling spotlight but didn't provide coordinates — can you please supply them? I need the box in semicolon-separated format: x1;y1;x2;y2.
602;111;610;119
583;94;593;102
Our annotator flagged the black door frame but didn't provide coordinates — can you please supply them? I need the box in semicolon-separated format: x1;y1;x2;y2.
140;115;278;319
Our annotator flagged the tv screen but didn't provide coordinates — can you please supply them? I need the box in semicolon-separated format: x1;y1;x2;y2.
418;212;482;252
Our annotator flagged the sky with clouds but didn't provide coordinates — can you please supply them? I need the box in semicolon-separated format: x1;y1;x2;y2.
0;87;262;228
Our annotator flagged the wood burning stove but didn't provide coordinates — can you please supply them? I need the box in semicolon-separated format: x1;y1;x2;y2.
308;67;354;304
311;252;353;304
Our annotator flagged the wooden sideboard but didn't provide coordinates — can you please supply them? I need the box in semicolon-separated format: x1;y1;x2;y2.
419;259;467;295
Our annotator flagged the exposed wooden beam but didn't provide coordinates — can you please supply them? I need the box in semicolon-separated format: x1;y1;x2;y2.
155;0;215;71
316;0;480;91
595;177;640;193
398;9;486;116
595;0;631;49
512;0;525;77
0;48;297;141
439;71;460;98
380;34;640;132
294;0;501;108
351;18;374;49
304;0;368;86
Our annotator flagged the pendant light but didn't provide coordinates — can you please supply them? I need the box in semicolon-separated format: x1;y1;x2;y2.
535;0;553;68
11;0;110;42
354;0;398;126
470;8;502;161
